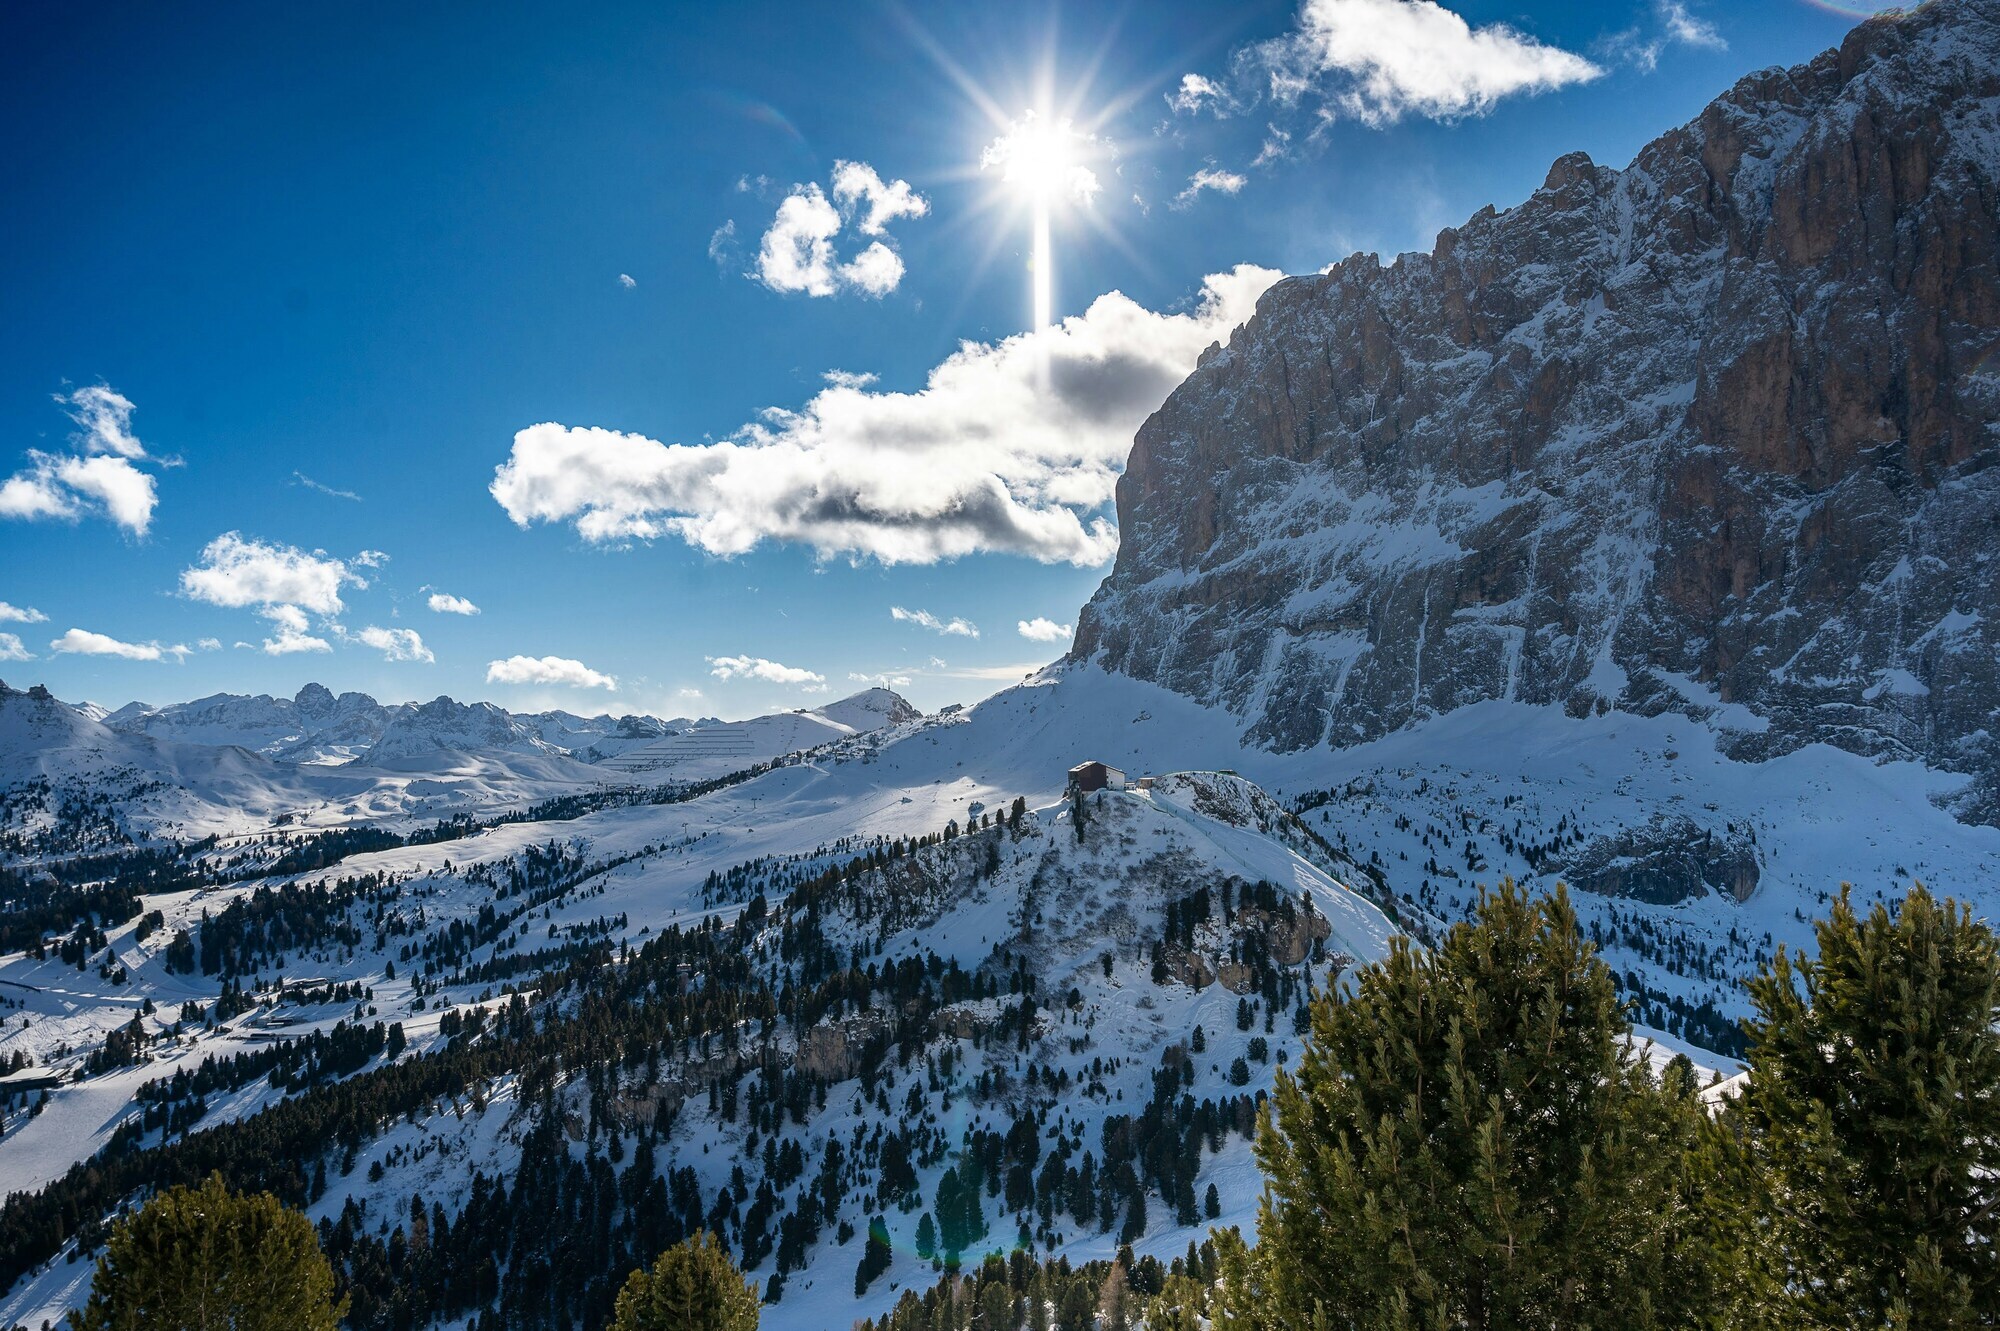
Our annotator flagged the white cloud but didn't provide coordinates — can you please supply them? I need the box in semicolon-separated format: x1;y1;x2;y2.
707;220;739;269
355;625;433;663
838;242;905;297
756;185;843;296
618;273;637;289
490;264;1281;566
180;533;357;614
1617;0;1726;69
0;602;47;624
1660;0;1724;49
0;384;163;536
0;633;31;661
1173;167;1248;209
707;654;825;687
61;385;146;459
1167;72;1232;116
50;628;188;662
822;370;878;390
352;549;389;569
293;470;362;501
1252;0;1601;126
1252;124;1294;167
848;670;913;688
487;654;618;691
1017;617;1074;642
0;452;158;535
257;604;331;656
753;162;926;298
892;606;978;638
196;637;222;651
981;115;1102;206
830;160;930;235
428;592;480;615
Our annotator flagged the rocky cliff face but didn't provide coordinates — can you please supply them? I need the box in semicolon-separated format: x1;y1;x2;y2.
1074;0;2000;819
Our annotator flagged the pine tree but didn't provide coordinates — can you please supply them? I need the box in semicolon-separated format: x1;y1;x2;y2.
1741;884;2000;1327
70;1172;345;1331
1226;880;1731;1329
610;1231;759;1331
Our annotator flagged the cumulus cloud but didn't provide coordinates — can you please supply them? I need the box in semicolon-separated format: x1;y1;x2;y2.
707;654;825;687
0;452;159;535
50;628;189;662
1017;617;1074;642
892;606;978;638
0;385;165;536
354;625;433;663
830;161;930;235
490;265;1281;566
1253;0;1602;125
0;633;31;661
0;602;47;624
487;654;617;690
1173;167;1248;209
618;273;637;289
428;592;480;615
256;604;331;655
753;161;926;298
181;533;358;614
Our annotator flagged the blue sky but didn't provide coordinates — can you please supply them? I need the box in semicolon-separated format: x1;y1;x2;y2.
0;0;1890;719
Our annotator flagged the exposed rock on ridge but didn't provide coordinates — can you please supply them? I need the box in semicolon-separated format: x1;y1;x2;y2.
1073;0;2000;819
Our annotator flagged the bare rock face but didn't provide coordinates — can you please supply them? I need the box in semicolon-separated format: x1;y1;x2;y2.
1073;0;2000;819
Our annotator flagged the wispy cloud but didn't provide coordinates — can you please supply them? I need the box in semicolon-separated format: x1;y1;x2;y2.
487;654;617;690
0;602;47;624
0;633;31;662
293;471;362;502
618;273;637;289
427;592;480;615
1173;167;1248;209
891;606;979;638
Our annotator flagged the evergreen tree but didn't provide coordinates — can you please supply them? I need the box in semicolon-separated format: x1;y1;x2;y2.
610;1232;759;1331
70;1172;344;1331
1227;880;1729;1329
1741;884;2000;1327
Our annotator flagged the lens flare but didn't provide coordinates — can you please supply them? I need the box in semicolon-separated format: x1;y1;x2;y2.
982;112;1106;386
1797;0;1909;18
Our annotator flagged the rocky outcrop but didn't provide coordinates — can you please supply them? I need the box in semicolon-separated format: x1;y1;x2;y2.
1073;0;2000;819
1551;814;1761;906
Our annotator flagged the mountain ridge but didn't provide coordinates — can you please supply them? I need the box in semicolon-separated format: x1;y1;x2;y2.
1074;0;2000;820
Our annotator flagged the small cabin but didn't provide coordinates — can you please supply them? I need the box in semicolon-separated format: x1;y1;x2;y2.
1068;760;1126;793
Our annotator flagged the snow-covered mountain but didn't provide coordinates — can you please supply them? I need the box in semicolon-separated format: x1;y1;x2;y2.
103;683;703;768
1074;0;2000;822
591;687;922;777
106;683;398;765
1;6;1996;1329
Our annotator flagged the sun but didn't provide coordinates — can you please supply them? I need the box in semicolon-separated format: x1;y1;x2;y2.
982;111;1102;351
